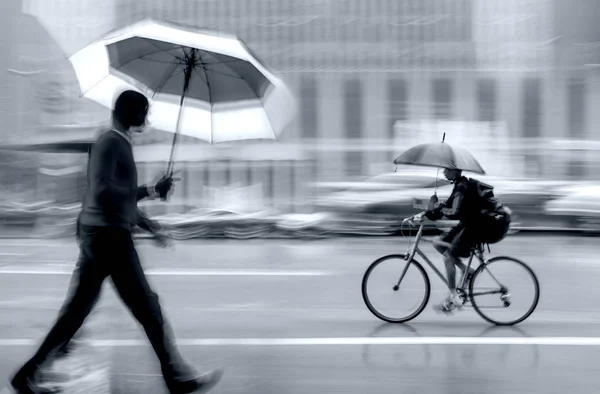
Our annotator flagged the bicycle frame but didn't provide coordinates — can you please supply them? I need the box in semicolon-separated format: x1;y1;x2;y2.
396;220;487;291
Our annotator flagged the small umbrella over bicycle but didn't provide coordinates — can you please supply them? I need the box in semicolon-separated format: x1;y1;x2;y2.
394;133;486;175
364;134;540;324
394;133;486;198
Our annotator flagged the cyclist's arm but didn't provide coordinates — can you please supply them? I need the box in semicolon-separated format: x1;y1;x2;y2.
439;183;468;220
439;193;463;219
425;200;447;221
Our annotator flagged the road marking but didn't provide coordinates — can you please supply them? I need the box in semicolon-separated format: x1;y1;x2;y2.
0;253;27;256
0;269;334;276
145;269;333;276
0;260;74;264
2;337;600;347
0;242;71;248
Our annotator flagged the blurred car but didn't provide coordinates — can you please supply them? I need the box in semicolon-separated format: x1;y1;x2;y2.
146;209;277;240
545;184;600;231
316;171;573;232
314;169;452;194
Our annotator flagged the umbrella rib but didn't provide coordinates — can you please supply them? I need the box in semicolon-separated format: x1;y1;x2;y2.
202;59;245;65
156;67;187;94
202;54;246;76
151;61;183;99
202;56;261;100
192;65;213;143
110;48;182;69
140;38;185;60
140;58;186;65
192;66;212;100
192;67;207;84
79;71;137;99
204;69;244;80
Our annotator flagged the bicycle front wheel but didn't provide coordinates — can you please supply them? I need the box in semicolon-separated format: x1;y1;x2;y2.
469;256;540;326
362;254;430;323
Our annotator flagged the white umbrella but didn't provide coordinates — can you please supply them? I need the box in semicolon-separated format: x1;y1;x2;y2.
69;19;296;173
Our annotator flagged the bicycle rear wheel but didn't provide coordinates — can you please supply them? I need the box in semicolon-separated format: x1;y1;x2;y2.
362;254;430;323
469;256;540;326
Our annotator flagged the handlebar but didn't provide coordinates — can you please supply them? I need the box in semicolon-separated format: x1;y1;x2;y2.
403;211;427;226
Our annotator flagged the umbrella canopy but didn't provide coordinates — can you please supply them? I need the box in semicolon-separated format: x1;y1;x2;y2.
394;142;486;175
69;20;297;146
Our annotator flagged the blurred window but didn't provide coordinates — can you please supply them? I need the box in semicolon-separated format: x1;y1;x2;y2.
300;75;318;140
477;78;497;122
566;77;587;180
388;79;408;139
567;159;586;179
568;78;586;140
344;78;363;176
433;78;452;119
387;79;408;160
522;77;541;138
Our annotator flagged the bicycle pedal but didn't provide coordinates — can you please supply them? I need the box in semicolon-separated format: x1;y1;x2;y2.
433;303;458;315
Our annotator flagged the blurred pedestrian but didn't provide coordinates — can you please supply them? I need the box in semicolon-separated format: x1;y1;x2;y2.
8;90;223;394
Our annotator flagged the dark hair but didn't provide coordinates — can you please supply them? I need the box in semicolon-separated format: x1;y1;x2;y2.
113;90;149;128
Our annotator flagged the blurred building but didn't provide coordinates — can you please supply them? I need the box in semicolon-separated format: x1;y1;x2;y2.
112;0;598;181
2;0;600;213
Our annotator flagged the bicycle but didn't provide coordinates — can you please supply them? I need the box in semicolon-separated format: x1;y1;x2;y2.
362;212;540;326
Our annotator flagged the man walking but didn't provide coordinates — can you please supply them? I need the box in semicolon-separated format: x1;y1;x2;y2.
9;90;223;394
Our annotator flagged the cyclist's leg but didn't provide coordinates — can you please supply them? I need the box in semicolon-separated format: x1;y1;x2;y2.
453;223;482;276
437;224;465;291
435;250;463;312
433;238;449;255
435;227;473;311
433;225;461;255
443;249;461;292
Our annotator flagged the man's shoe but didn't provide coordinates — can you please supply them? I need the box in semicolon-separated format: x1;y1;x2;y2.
10;370;57;394
166;368;224;394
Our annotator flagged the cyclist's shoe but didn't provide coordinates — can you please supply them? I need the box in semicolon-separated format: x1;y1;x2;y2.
433;302;455;315
434;293;463;314
456;288;469;305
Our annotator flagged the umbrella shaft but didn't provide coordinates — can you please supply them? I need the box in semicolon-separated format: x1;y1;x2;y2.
167;64;193;175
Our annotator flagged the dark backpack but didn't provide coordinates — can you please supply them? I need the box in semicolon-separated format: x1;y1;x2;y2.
467;178;509;221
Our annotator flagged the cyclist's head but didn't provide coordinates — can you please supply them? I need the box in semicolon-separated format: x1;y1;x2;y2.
443;168;462;181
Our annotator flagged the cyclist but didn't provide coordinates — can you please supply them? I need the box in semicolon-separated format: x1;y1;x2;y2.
425;168;511;313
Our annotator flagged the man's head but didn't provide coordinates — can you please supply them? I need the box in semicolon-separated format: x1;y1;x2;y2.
113;90;149;132
443;168;462;182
